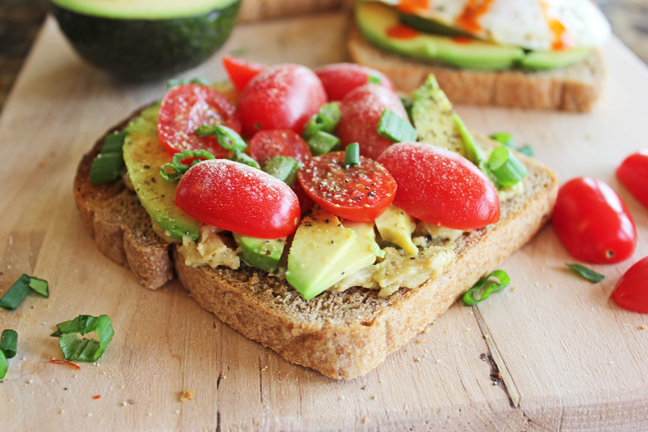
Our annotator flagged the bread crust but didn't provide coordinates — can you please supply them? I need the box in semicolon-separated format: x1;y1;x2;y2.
348;25;605;112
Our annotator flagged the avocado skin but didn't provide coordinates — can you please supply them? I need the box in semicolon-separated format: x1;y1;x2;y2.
51;0;241;81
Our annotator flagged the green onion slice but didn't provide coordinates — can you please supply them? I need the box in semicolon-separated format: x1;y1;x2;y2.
462;270;510;306
195;125;247;153
566;263;605;283
160;149;215;183
232;152;260;169
377;109;417;143
307;131;341;156
102;131;128;154
0;329;17;359
487;145;527;187
0;274;48;311
345;143;360;167
517;144;534;157
264;156;300;187
51;315;114;362
90;153;124;185
0;351;7;380
368;74;381;85
489;132;514;148
302;103;342;141
399;95;414;123
27;276;49;297
167;77;210;89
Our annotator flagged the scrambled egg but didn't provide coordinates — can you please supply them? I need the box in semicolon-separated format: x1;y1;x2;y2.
179;225;240;270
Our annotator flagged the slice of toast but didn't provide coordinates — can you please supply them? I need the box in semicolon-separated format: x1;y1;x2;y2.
74;113;557;379
348;25;605;112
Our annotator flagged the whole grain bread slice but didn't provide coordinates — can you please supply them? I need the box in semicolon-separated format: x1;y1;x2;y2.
348;25;605;112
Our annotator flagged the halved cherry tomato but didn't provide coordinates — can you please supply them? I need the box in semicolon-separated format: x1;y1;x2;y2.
552;177;636;263
222;56;266;92
297;152;397;222
337;84;409;161
176;160;300;238
617;150;648;209
377;143;500;230
611;256;648;313
238;64;327;137
293;180;315;215
157;84;241;158
314;63;395;101
249;129;312;168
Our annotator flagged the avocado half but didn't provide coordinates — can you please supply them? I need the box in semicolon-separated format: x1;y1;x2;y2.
51;0;241;81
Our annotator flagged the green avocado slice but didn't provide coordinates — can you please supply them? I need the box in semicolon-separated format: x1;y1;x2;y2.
50;0;238;19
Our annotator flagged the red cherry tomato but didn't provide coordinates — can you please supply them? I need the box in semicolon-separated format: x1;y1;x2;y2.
297;152;397;222
552;177;636;263
176;160;300;239
377;143;500;230
337;84;409;161
293;180;315;215
617;150;648;209
314;63;395;101
611;256;648;313
249;129;312;168
238;64;327;137
222;56;266;92
157;84;241;158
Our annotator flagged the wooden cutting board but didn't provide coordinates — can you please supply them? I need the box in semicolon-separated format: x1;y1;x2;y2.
1;12;648;432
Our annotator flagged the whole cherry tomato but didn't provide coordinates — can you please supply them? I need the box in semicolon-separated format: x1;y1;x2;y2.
157;84;241;158
611;256;648;313
297;151;397;222
238;64;327;137
314;63;395;101
222;56;266;92
176;160;300;239
617;150;648;209
337;84;409;161
249;129;312;168
377;143;500;230
292;180;315;215
552;177;636;263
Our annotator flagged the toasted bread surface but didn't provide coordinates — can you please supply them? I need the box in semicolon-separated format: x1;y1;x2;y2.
348;25;605;112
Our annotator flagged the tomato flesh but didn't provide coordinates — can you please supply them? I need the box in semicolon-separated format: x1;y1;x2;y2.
222;56;266;92
377;143;500;230
315;63;395;101
337;84;409;161
298;152;397;222
617;150;648;209
176;160;300;239
157;84;241;158
552;177;636;263
238;64;327;137
249;129;312;168
611;256;648;313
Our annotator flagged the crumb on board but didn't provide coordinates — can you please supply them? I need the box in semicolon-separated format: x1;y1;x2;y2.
639;325;647;330
510;285;519;292
180;390;195;402
362;417;369;424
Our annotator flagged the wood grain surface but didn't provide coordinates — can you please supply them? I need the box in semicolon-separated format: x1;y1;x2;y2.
1;12;648;432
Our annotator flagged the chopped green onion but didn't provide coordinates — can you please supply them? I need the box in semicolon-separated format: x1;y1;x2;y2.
517;144;534;157
264;156;300;187
195;125;247;152
377;109;417;143
345;143;360;167
368;74;381;85
0;274;48;311
232;152;260;169
51;315;114;362
167;77;210;89
489;132;515;148
453;113;485;168
0;351;7;380
488;146;527;187
462;270;510;306
101;131;128;154
399;95;414;123
0;329;17;359
302;103;342;141
307;131;341;156
89;131;128;184
160;149;215;183
566;263;605;283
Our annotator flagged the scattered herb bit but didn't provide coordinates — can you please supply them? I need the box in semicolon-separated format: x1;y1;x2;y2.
0;274;49;310
231;151;260;169
49;359;81;370
51;315;114;362
195;125;246;152
302;103;342;141
487;145;527;187
462;270;510;306
166;77;210;90
229;47;246;56
160;149;215;182
377;109;417;143
367;74;381;85
90;131;128;184
0;329;17;359
489;132;514;148
345;143;360;167
566;263;605;283
517;144;534;157
264;156;300;187
0;351;7;380
307;131;341;156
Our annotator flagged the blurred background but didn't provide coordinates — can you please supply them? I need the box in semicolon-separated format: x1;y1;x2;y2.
1;0;646;113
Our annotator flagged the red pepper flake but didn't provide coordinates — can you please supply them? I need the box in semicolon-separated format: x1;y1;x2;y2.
452;36;473;44
49;359;81;370
386;24;419;40
93;395;101;400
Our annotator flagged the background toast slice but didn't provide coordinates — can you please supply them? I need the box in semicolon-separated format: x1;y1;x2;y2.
348;25;605;112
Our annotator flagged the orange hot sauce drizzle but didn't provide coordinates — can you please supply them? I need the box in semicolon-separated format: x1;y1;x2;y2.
457;0;496;34
386;24;420;40
539;0;573;50
49;359;81;370
397;0;430;14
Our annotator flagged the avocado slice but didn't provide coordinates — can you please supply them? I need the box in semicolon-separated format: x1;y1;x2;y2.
375;204;418;255
122;122;200;242
51;0;241;80
233;234;286;273
521;48;592;71
356;2;524;71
